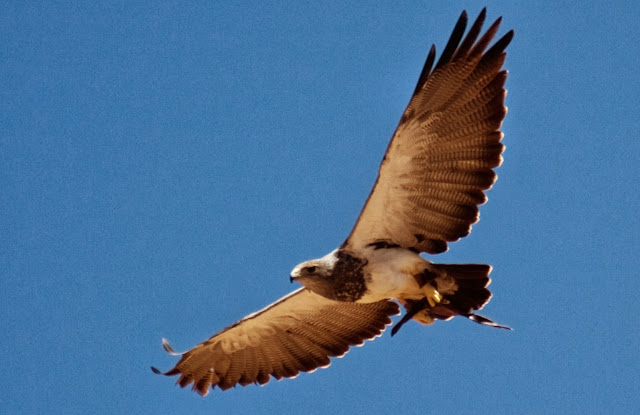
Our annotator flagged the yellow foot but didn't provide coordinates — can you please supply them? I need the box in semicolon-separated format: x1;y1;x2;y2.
422;283;442;307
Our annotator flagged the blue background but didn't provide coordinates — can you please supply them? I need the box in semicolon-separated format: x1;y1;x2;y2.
2;1;639;414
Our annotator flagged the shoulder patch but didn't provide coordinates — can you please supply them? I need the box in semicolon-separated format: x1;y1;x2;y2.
331;251;368;301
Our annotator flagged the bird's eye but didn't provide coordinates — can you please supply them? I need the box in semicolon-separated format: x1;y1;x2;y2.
306;266;316;273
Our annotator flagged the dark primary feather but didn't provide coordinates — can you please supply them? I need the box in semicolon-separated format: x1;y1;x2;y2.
435;10;470;70
152;289;399;395
344;8;514;255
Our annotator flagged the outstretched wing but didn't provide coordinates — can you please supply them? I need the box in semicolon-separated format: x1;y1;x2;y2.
344;9;514;254
152;288;399;395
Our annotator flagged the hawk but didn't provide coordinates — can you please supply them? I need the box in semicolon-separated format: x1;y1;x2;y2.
153;9;514;396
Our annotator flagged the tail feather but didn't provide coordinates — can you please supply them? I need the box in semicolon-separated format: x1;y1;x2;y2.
432;263;491;281
431;263;492;319
393;263;509;335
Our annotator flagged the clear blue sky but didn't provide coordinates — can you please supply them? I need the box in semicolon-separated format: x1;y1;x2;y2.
2;1;639;414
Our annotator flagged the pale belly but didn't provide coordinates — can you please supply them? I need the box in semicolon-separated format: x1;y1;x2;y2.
356;247;428;303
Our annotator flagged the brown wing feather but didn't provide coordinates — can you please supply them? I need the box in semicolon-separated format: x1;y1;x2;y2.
152;288;399;396
344;9;513;254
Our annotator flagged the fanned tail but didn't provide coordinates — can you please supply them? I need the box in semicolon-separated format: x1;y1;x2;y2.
431;264;493;320
392;263;510;335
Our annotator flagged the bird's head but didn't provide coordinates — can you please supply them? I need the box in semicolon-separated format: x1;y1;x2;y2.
290;250;338;297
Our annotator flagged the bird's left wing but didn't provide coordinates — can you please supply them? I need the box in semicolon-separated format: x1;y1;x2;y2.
152;288;399;395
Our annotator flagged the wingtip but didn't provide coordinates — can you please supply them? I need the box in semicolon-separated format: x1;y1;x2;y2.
152;339;183;376
504;29;515;43
457;9;469;29
478;7;487;21
161;338;184;356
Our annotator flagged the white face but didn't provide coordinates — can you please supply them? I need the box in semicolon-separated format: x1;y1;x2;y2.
289;249;339;281
289;256;338;300
291;261;328;280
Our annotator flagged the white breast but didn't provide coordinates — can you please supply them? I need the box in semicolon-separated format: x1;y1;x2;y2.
356;246;428;302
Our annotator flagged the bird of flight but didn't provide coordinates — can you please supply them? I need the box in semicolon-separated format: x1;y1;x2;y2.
153;9;514;396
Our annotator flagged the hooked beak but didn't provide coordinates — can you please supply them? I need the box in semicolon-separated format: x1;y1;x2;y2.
289;275;295;283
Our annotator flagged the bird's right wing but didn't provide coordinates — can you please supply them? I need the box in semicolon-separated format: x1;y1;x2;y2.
343;9;513;255
152;288;399;395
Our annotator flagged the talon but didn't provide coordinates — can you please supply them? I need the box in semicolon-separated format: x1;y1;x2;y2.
422;284;442;307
